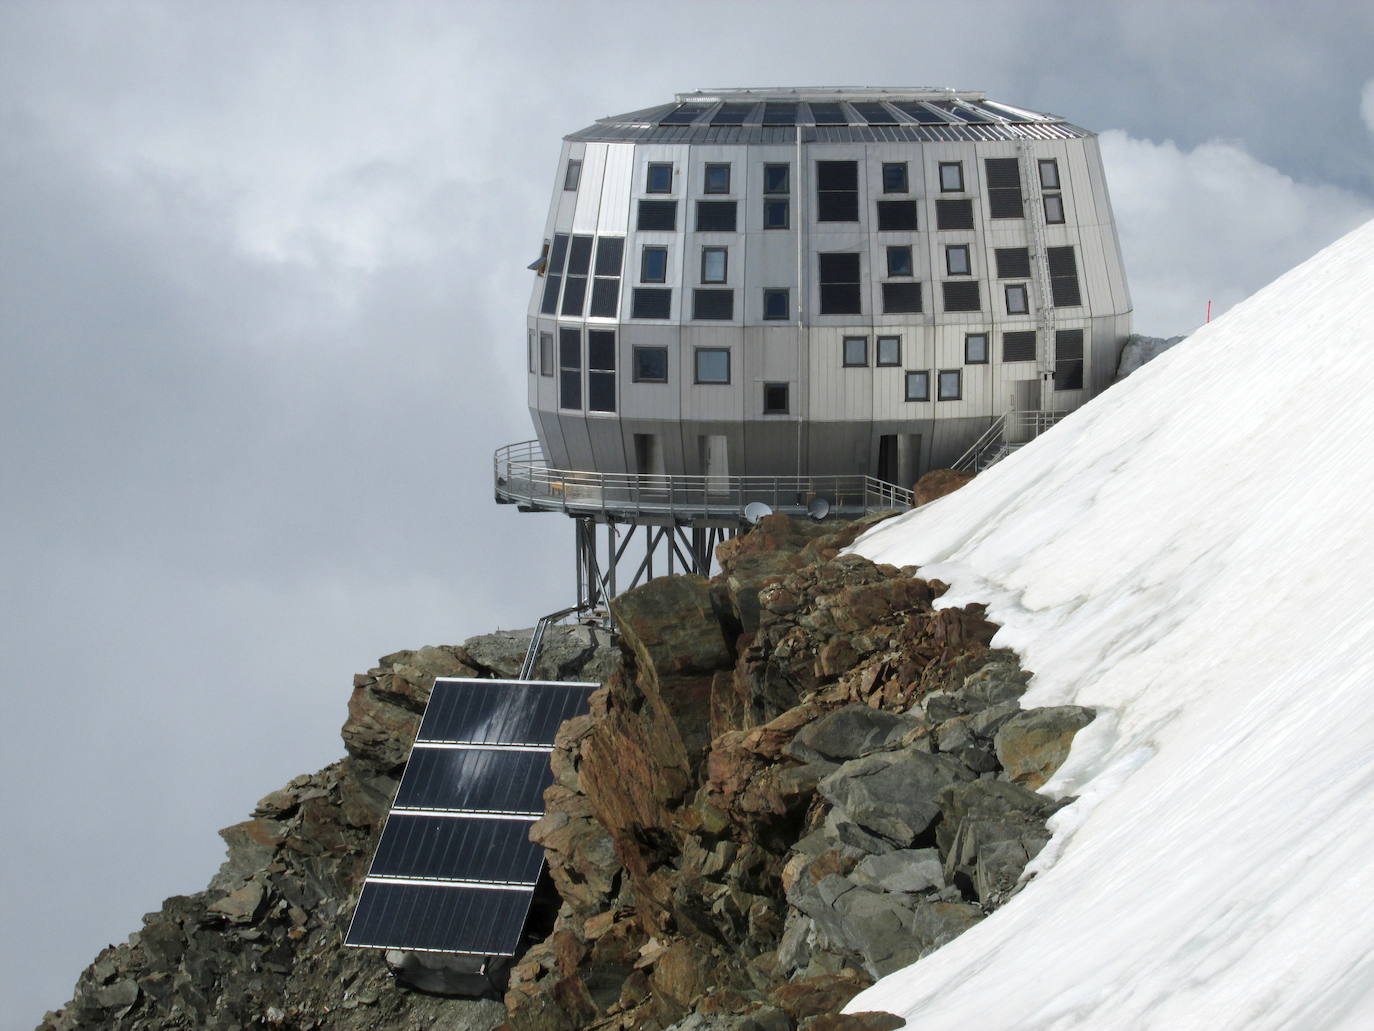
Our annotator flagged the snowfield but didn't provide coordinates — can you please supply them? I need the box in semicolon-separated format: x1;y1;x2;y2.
846;218;1374;1029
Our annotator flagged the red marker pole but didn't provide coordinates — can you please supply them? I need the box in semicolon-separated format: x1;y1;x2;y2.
1206;299;1212;323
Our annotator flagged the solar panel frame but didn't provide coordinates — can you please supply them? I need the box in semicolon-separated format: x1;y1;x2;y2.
417;678;595;746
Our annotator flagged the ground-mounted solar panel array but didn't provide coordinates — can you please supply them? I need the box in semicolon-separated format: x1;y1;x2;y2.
345;677;598;956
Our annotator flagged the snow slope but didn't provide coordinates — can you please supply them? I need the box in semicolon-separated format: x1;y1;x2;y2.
846;218;1374;1030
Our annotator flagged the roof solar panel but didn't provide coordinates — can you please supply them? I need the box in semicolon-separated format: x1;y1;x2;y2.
890;101;948;123
659;103;709;124
418;679;593;746
851;101;898;125
762;102;797;126
807;102;847;125
711;102;753;125
348;881;536;955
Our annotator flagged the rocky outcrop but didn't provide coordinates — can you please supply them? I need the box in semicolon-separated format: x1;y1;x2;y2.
911;469;975;506
1116;333;1186;380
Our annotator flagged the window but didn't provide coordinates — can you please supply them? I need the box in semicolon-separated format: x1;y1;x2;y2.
696;201;737;232
692;288;734;320
938;162;964;192
631;288;672;319
887;246;913;277
938;369;962;400
941;280;981;312
817;160;859;221
843;336;868;367
528;331;536;374
1054;329;1084;390
564;159;582;191
560;235;593;316
641;245;668;283
587;330;616;413
945;245;971;276
559;328;581;409
539;331;554;376
965;332;989;364
1005;283;1030;315
877;335;901;366
882;282;922;314
589;237;624;317
633;346;668;382
637;200;677;231
936;198;974;230
764;164;789;194
995;247;1031;279
646;163;673;193
1047;246;1082;307
1038;159;1060;190
818;252;862;315
1043;194;1065;224
763;382;789;414
905;370;930;401
763;288;790;320
882;162;908;193
704;163;731;194
540;234;568;315
695;347;730;384
701;247;728;283
876;200;918;230
764;198;789;229
985;158;1024;219
1003;330;1037;362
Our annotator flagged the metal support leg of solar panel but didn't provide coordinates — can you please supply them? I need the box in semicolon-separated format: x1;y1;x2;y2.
346;677;598;997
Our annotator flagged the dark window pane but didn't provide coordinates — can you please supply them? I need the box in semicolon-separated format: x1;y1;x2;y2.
540;275;561;315
631;288;672;319
560;275;586;316
641;246;667;283
817;161;858;190
877;200;918;230
995;248;1031;279
818;191;858;221
936;198;975;230
763;289;789;320
905;371;929;401
1003;330;1037;362
637;199;677;230
882;282;922;314
763;164;789;194
704;163;731;194
1055;329;1085;390
764;198;789;228
633;346;668;382
817;161;859;223
985;158;1024;218
1048;246;1082;307
588;371;615;412
594;237;624;277
887;246;913;277
587;331;615;371
763;382;789;414
563;160;581;191
547;234;569;275
692;288;734;320
696;201;737;232
818;252;860;281
877;336;901;366
589;278;620;317
942;280;981;312
821;284;862;314
560;369;580;408
646;163;673;193
567;235;593;275
559;328;580;368
882;162;908;193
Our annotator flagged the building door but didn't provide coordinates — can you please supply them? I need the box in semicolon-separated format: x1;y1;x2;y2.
877;434;899;486
633;433;664;476
700;435;729;495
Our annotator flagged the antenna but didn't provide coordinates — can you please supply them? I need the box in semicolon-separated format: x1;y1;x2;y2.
807;497;831;521
744;501;774;525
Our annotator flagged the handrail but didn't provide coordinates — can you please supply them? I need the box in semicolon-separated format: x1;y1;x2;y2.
519;605;583;680
952;415;1008;472
951;410;1067;473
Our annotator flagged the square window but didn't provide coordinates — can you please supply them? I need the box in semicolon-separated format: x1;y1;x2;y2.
1038;159;1060;190
938;369;962;400
843;336;868;367
1005;284;1030;315
763;288;789;320
633;346;668;382
564;159;582;191
696;200;737;232
695;347;730;384
965;332;989;364
763;164;790;194
704;163;731;194
876;200;918;231
539;331;553;376
1003;330;1037;362
882;162;908;193
905;370;930;402
701;247;727;284
945;245;971;276
641;246;668;283
646;162;673;193
637;200;677;231
881;282;923;314
877;335;901;366
938;162;964;192
763;198;789;229
763;382;789;414
692;288;734;320
995;247;1031;279
941;280;981;312
631;287;672;319
1043;194;1065;224
935;198;974;230
886;245;913;277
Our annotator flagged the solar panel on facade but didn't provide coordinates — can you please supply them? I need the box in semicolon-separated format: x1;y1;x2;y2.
348;881;536;955
418;679;593;746
369;813;545;884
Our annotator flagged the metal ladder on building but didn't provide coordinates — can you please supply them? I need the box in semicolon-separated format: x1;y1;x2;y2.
1016;139;1056;383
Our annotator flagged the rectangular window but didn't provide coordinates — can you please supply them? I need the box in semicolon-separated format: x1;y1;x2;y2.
588;236;624;317
1005;283;1030;315
817;160;859;221
985;158;1024;219
764;198;789;229
763;288;789;320
1038;159;1060;190
882;162;909;193
887;245;913;277
877;335;901;366
560;277;586;317
818;252;862;315
641;245;668;283
995;247;1031;279
696;200;737;232
701;246;728;284
882;281;922;314
1054;329;1085;390
528;331;536;374
559;327;581;409
763;382;789;414
633;346;668;383
539;331;554;376
941;280;981;312
695;347;730;384
945;245;971;276
631;287;672;319
938;162;964;192
763;164;790;194
637;200;677;231
692;288;734;320
704;163;731;194
646;162;673;193
936;198;974;230
876;200;918;231
843;336;868;367
1043;194;1065;224
905;370;930;402
965;332;989;364
1003;330;1037;362
559;235;593;317
564;159;582;191
587;330;616;413
1047;246;1082;307
540;233;569;315
938;369;962;401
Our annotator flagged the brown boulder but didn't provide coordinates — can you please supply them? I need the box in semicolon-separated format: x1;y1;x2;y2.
912;468;975;506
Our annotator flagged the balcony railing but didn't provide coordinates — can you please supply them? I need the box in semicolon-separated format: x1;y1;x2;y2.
494;440;912;523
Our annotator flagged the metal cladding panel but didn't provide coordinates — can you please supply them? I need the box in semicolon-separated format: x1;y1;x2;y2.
598;145;634;235
346;882;534;955
369;814;546;884
418;679;596;746
394;748;554;814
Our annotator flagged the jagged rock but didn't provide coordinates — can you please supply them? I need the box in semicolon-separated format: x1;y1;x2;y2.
937;779;1068;904
784;705;925;763
851;849;945;894
799;1014;904;1031
912;468;974;507
994;705;1095;788
818;748;975;846
207;879;266;923
462;625;619;682
1116;332;1186;379
612;575;733;677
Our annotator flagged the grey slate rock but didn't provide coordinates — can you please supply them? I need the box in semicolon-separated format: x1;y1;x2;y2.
994;705;1096;789
851;849;945;894
937;778;1068;904
818;747;974;846
785;704;924;764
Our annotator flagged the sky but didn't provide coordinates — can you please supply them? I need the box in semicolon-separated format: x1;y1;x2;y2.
2;1;1372;1025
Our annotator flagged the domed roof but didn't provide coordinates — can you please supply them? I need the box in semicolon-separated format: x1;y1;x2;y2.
567;87;1091;145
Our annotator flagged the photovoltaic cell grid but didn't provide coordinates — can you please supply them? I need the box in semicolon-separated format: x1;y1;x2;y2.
346;677;598;955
